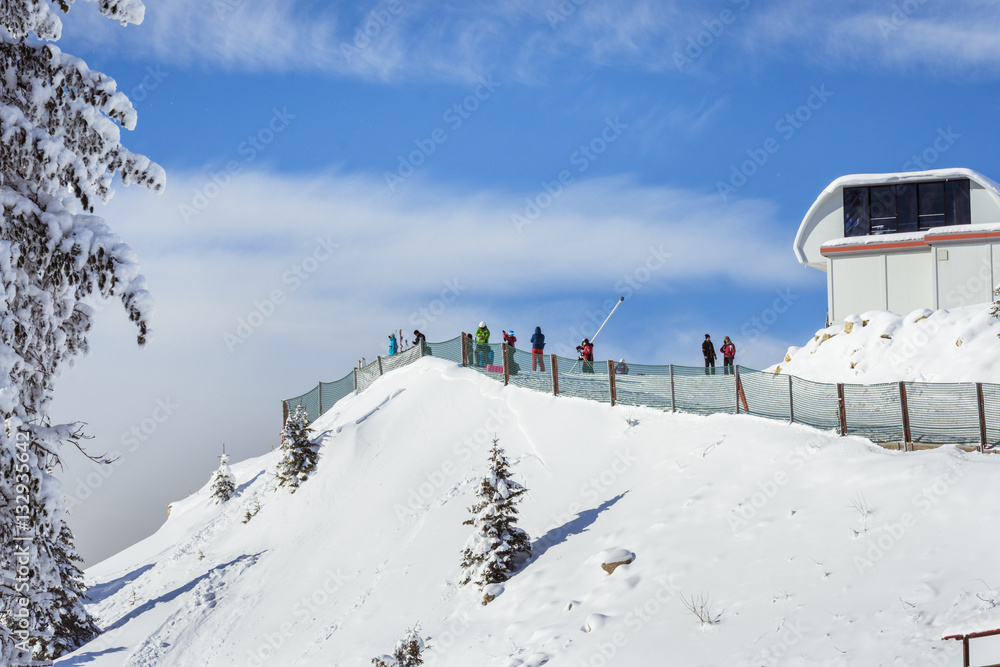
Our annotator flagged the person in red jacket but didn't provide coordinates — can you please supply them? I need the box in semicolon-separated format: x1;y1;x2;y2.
577;338;594;374
721;336;736;374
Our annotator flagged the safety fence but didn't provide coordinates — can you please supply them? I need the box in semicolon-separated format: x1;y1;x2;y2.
283;334;1000;451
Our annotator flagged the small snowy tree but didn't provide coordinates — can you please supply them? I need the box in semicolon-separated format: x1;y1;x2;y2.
459;438;531;588
372;625;428;667
209;453;237;503
276;406;319;491
37;523;100;660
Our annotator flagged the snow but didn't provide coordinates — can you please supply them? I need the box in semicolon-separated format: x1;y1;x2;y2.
771;304;1000;383
57;356;1000;666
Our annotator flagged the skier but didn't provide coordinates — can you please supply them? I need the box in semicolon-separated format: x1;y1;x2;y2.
475;322;491;368
702;334;716;375
615;358;629;375
503;330;516;347
388;332;398;356
721;336;736;374
577;338;594;374
530;326;546;372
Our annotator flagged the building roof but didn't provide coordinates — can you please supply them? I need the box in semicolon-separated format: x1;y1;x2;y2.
793;168;1000;268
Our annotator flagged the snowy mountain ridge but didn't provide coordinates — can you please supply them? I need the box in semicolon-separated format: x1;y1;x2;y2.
59;356;1000;666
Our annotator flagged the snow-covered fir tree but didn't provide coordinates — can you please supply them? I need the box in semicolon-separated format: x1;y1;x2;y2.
276;406;319;491
459;438;532;588
371;625;428;667
0;1;164;662
210;453;237;503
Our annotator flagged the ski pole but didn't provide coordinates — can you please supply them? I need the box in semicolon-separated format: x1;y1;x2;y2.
570;296;625;373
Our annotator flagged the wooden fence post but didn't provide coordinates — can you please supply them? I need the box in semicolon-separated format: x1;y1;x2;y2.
837;383;847;436
353;368;358;391
461;332;468;367
503;344;510;386
788;375;794;424
669;364;676;413
608;360;616;406
318;382;323;416
551;354;559;396
377;356;383;375
735;366;749;414
899;381;912;452
977;382;988;453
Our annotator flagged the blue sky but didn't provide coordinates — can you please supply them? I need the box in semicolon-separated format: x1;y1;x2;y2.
45;0;1000;563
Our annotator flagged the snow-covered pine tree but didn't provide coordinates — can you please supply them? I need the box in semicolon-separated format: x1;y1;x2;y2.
276;406;319;491
37;522;100;660
0;1;164;662
209;453;237;503
459;437;531;588
371;625;428;667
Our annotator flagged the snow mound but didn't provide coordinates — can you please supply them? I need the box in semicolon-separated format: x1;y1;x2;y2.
59;357;1000;666
772;304;1000;383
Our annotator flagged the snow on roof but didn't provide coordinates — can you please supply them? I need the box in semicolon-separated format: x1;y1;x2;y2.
818;222;1000;251
793;168;1000;266
942;606;1000;640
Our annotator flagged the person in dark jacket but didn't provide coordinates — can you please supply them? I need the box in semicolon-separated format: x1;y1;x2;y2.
702;334;716;374
503;330;516;347
465;333;475;366
615;358;629;375
412;330;428;355
530;326;546;372
721;336;736;374
577;338;594;374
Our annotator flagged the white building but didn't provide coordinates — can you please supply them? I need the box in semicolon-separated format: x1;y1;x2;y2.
794;168;1000;324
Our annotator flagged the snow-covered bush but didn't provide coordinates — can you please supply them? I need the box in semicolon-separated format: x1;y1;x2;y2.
372;625;428;666
276;407;319;491
0;0;164;661
210;453;237;503
459;438;532;587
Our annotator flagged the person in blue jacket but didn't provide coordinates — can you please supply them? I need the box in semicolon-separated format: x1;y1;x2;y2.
530;326;545;372
388;332;398;356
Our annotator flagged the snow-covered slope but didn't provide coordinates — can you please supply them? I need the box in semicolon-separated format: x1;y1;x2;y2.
772;304;1000;384
59;357;1000;666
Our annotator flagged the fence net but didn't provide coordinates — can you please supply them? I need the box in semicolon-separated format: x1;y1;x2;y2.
283;334;999;449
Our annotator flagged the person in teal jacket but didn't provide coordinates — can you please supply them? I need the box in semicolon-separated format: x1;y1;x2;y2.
388;332;398;356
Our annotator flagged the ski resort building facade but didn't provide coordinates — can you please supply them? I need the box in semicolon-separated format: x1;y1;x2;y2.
794;168;1000;323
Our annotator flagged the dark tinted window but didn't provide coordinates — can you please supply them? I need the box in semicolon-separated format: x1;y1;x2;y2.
842;178;971;236
843;187;869;237
895;184;918;233
918;182;946;227
946;179;971;226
